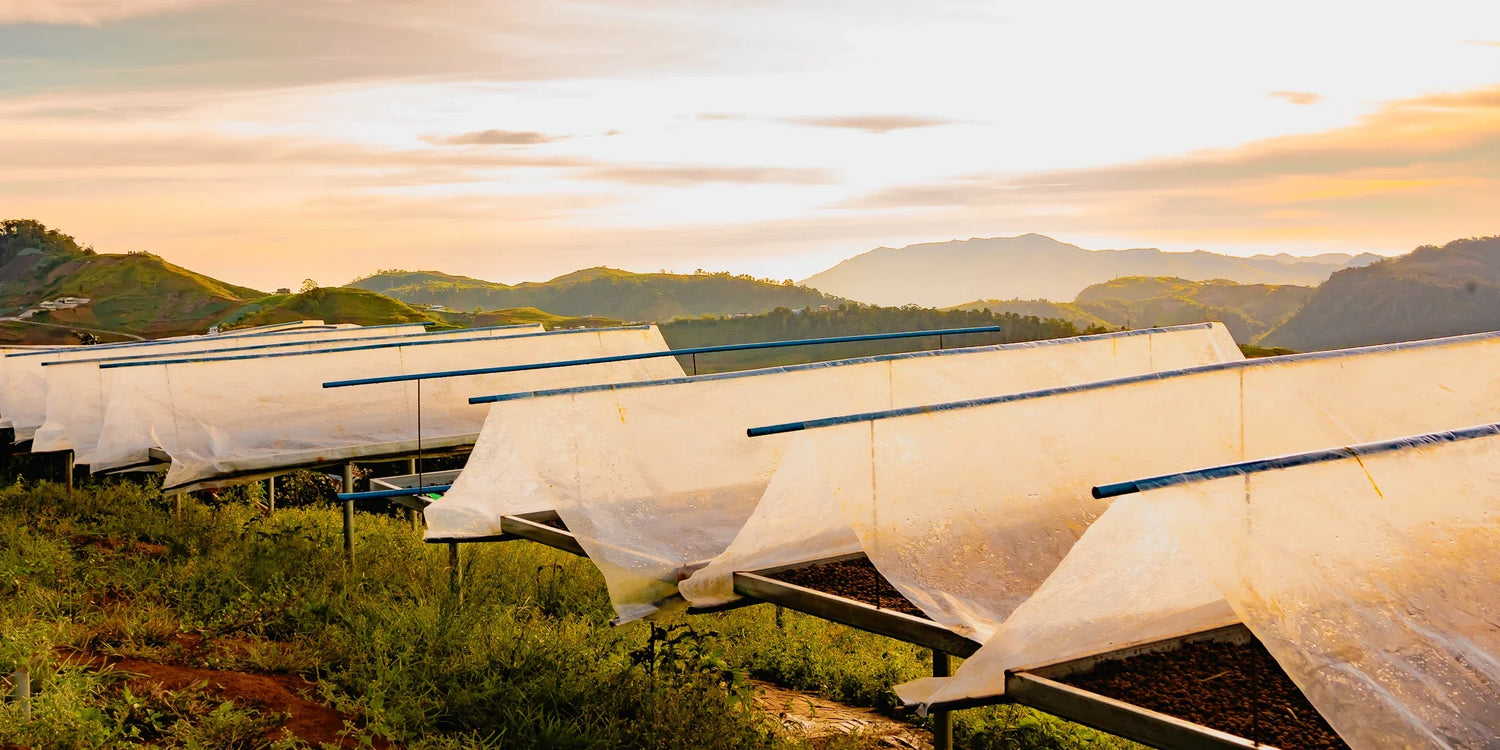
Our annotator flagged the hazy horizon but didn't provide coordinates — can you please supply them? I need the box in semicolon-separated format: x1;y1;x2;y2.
3;0;1497;290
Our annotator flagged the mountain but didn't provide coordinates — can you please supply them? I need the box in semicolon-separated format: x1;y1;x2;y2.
1260;237;1500;351
801;233;1381;307
954;276;1313;343
349;267;843;321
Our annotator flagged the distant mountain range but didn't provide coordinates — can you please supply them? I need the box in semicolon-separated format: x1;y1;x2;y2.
5;219;1498;355
801;233;1382;307
954;276;1314;343
348;267;842;321
1259;236;1500;351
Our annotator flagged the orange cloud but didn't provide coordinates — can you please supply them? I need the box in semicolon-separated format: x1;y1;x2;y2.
1270;90;1323;105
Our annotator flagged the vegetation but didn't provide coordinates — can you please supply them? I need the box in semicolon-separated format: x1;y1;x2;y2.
659;304;1098;373
0;479;1137;749
1259;236;1500;351
218;288;455;331
348;267;843;321
436;306;625;330
954;276;1313;344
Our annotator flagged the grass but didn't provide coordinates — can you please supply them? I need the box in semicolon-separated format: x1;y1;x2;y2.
0;478;1139;749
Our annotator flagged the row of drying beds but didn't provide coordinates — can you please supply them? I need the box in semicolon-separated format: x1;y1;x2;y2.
342;321;1494;750
10;318;1495;750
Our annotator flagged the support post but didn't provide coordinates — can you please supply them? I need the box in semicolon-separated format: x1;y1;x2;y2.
448;542;463;603
9;669;30;720
342;463;355;567
266;476;275;515
932;650;953;750
406;458;419;529
64;450;75;496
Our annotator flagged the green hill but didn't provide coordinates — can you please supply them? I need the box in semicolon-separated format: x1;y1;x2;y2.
348;267;843;321
443;306;624;330
0;219;267;338
1260;236;1500;351
218;287;455;330
954;277;1312;343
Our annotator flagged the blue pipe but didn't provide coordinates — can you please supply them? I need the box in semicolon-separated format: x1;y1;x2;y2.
100;323;565;369
328;324;1020;393
745;328;1500;437
1092;421;1500;499
337;485;452;501
40;323;437;366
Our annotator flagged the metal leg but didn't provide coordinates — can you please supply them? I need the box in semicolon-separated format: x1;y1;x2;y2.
8;669;30;720
448;542;462;603
266;476;275;515
64;450;74;496
342;463;355;567
933;650;953;750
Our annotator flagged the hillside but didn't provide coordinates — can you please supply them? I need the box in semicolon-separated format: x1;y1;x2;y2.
801;233;1380;307
441;306;624;330
1260;236;1500;351
219;287;454;330
955;276;1313;343
0;220;267;338
349;267;843;321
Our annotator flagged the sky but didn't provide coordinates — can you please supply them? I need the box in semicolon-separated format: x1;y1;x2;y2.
2;0;1498;291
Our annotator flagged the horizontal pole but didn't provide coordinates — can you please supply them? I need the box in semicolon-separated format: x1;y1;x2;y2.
337;485;451;501
425;326;1014;398
1093;420;1500;499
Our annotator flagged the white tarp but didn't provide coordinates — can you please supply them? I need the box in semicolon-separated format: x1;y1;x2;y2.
705;329;1500;647
423;324;1243;621
0;321;346;443
92;326;683;490
31;324;516;463
924;424;1500;749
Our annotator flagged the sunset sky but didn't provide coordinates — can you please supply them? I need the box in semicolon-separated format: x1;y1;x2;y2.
2;0;1498;291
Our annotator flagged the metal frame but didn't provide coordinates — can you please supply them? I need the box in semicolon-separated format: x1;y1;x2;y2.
923;623;1292;750
730;553;981;658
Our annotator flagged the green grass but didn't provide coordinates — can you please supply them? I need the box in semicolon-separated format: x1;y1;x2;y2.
0;479;1137;749
220;288;454;331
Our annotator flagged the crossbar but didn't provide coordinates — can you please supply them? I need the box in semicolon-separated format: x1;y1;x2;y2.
319;325;1014;390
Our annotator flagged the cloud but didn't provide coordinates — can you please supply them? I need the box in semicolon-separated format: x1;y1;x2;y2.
780;114;957;133
425;129;564;146
582;165;837;186
696;112;957;133
836;85;1500;252
0;0;238;25
1270;90;1322;106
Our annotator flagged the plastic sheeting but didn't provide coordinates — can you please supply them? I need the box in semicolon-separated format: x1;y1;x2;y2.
424;323;1243;621
31;324;505;463
0;322;360;443
92;326;682;490
926;426;1500;749
757;329;1500;645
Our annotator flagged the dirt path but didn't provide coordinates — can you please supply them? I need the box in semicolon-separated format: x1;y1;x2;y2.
752;680;931;749
67;652;380;749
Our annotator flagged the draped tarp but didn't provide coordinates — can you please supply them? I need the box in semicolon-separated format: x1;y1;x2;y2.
0;320;351;443
30;323;461;463
91;326;681;491
720;329;1500;647
921;424;1500;750
424;324;1243;622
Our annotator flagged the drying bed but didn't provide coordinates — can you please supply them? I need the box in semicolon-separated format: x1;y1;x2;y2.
766;556;927;618
1009;624;1345;750
733;553;980;658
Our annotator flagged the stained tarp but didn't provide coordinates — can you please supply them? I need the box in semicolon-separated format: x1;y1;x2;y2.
92;326;682;491
705;329;1500;647
30;323;470;462
921;424;1500;750
423;324;1243;622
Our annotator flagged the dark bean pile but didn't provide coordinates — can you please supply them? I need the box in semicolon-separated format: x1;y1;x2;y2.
1061;638;1347;749
768;557;928;618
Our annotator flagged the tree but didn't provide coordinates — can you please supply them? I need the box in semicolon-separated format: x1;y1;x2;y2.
300;279;319;293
